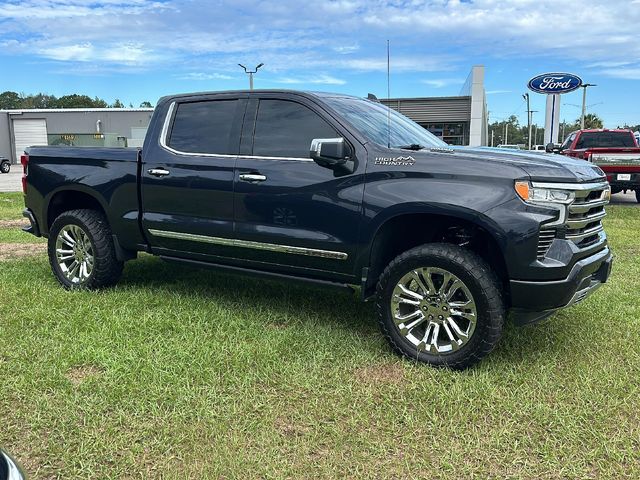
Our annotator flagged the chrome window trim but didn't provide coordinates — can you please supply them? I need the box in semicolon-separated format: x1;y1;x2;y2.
148;229;348;260
159;100;315;162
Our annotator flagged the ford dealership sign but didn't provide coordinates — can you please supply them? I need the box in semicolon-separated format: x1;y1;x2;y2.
528;73;583;94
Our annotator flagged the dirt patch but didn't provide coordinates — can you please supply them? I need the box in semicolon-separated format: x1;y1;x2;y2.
354;363;405;385
274;416;311;438
0;243;46;261
0;219;27;228
65;365;104;386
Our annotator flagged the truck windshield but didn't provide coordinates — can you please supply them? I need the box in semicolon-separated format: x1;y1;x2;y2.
324;97;448;149
576;132;637;149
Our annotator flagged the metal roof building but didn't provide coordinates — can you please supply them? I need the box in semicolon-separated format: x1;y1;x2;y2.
0;108;154;164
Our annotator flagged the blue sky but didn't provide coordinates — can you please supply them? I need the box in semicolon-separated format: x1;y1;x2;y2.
1;0;639;128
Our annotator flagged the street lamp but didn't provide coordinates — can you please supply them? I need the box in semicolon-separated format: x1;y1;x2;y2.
238;63;264;90
580;83;597;129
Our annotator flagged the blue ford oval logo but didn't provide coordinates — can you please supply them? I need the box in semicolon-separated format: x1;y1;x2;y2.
528;73;583;94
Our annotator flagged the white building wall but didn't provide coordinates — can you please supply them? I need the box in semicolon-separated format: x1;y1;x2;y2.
461;65;487;147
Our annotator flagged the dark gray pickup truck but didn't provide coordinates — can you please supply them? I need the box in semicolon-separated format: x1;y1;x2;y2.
21;90;613;369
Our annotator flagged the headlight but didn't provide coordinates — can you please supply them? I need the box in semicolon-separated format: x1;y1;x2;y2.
514;181;575;204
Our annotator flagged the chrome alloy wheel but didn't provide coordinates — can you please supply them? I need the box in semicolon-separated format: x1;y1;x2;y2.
391;267;478;355
55;224;94;284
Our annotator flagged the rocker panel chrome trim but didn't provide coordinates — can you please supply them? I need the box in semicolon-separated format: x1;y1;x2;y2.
148;229;348;260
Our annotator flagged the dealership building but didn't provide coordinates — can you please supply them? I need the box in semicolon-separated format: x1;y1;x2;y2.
381;65;488;146
0;108;153;164
0;66;488;163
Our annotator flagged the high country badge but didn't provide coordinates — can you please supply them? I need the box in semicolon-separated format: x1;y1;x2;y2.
374;156;416;166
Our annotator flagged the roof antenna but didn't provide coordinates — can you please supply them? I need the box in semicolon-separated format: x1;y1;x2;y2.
387;39;391;148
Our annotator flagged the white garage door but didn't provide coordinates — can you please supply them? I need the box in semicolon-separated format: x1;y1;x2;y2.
13;119;48;162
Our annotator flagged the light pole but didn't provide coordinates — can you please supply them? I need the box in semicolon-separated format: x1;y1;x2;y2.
238;63;264;90
580;83;596;129
523;93;532;150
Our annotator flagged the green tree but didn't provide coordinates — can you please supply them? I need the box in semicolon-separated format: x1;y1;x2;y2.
579;113;603;129
111;99;124;108
21;93;57;109
0;91;21;109
92;96;108;108
139;101;153;108
54;94;105;108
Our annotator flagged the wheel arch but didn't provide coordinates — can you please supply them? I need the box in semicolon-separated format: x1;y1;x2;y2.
362;205;510;301
44;186;109;234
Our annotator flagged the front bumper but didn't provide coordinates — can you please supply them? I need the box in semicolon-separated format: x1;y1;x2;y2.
510;247;612;325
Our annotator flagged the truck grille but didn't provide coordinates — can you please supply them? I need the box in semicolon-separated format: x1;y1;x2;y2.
565;184;609;249
537;229;556;260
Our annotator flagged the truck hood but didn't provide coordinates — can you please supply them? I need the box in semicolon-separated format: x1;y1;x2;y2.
446;146;606;183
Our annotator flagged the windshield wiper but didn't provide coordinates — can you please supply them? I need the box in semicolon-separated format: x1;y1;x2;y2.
396;144;426;151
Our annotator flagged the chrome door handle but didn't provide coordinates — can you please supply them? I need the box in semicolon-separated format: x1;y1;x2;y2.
239;173;267;183
148;168;170;177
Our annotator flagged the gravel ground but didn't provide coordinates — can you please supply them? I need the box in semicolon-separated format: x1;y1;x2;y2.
0;170;22;193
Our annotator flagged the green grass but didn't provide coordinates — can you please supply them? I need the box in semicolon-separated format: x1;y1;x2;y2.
0;192;24;220
1;194;639;478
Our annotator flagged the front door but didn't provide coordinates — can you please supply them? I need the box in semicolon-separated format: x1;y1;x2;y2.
141;95;246;260
232;95;366;280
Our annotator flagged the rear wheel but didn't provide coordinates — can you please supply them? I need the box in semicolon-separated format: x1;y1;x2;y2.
48;209;123;289
376;243;505;370
0;161;9;174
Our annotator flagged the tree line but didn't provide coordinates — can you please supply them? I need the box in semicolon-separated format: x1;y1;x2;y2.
0;91;153;109
490;113;606;147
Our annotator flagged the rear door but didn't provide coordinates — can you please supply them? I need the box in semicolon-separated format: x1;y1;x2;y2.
232;94;366;279
141;94;247;260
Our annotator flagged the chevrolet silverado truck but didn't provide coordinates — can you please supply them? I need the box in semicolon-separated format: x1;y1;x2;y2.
557;128;640;202
21;90;613;369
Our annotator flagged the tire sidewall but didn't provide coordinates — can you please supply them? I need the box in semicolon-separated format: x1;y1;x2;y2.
48;214;98;289
0;161;9;174
379;245;501;368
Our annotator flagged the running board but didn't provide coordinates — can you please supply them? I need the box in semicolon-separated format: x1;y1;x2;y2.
159;256;357;294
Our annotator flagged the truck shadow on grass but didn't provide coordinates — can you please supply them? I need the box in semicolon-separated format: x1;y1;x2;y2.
120;255;379;335
115;255;575;369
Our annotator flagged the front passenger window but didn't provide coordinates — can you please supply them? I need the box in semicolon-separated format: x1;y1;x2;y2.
252;99;338;158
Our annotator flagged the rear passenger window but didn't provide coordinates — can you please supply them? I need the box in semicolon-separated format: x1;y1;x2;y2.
253;99;337;158
169;100;238;155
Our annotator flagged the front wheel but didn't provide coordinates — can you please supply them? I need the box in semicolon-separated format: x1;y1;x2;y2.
48;209;123;289
376;243;505;370
0;161;9;174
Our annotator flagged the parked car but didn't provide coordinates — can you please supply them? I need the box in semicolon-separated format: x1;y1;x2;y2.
556;129;640;202
532;145;546;151
21;90;612;369
0;157;10;174
496;144;522;150
0;449;26;480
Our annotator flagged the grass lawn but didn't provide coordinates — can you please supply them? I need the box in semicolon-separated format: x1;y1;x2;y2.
1;191;638;478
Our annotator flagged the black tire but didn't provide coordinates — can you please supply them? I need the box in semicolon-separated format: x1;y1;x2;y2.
0;161;9;174
376;243;504;370
636;190;640;204
48;209;123;289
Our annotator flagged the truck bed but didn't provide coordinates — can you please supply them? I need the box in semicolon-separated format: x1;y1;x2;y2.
24;146;143;250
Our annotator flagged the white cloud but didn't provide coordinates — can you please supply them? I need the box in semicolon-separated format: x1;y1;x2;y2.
601;67;640;80
1;0;640;80
275;74;346;85
178;72;235;81
422;78;464;88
